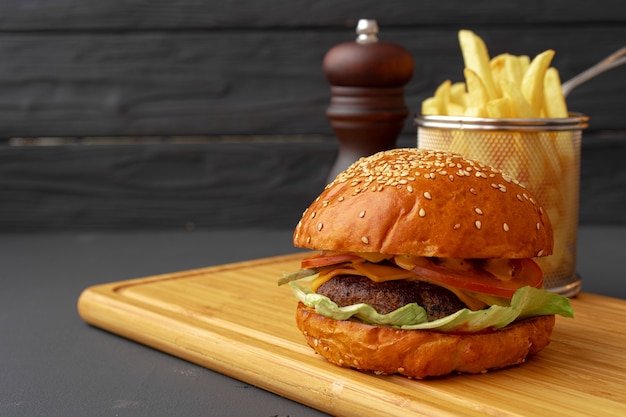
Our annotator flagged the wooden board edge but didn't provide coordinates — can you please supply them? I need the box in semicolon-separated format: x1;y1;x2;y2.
75;251;490;417
76;277;474;417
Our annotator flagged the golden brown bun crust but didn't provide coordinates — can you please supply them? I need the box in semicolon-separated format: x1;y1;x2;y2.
293;148;553;259
296;303;555;379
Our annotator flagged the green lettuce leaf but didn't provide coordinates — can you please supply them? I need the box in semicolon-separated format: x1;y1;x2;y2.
289;278;574;333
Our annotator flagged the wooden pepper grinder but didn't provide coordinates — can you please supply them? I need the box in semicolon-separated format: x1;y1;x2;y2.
323;19;414;181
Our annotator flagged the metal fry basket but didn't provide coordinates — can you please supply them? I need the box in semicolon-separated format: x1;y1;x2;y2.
415;113;589;297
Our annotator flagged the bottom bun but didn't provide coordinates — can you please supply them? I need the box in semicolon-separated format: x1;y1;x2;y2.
295;303;555;379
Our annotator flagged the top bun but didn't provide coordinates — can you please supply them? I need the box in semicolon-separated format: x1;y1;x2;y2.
294;148;553;259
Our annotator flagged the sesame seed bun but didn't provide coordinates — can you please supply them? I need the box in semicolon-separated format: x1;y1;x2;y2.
296;303;555;379
294;148;553;259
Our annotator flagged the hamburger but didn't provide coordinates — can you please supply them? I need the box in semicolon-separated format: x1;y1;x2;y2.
279;148;573;379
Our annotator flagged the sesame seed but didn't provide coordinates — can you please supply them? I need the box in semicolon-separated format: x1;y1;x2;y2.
423;191;432;200
361;236;369;244
516;194;524;202
407;185;414;193
537;249;544;257
503;223;510;232
419;208;426;217
359;210;366;218
453;223;461;230
310;211;316;219
338;196;344;202
306;236;311;243
317;222;323;231
469;188;477;195
475;208;483;215
475;220;482;230
536;222;541;230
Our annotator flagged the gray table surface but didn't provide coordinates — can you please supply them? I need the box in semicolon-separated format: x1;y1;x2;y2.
2;225;625;417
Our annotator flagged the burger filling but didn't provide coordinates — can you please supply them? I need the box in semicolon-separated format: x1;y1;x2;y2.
279;251;574;333
317;275;467;321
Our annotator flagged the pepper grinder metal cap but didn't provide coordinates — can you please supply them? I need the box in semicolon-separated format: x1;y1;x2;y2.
323;19;414;181
356;19;379;44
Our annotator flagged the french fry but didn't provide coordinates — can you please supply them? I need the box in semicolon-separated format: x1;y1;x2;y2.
544;67;568;118
463;67;490;116
446;102;466;116
458;30;498;100
421;96;444;115
421;80;463;115
434;80;452;114
499;79;533;118
421;30;569;120
518;55;531;75
486;96;514;118
521;49;555;117
504;54;525;85
450;82;468;107
489;53;508;97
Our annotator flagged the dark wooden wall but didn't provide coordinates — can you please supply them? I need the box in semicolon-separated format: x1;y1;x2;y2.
1;1;625;231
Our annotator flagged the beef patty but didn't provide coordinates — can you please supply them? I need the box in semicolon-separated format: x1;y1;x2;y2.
317;275;467;321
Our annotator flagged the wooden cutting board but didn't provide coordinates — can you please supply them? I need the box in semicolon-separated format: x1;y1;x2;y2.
78;253;626;417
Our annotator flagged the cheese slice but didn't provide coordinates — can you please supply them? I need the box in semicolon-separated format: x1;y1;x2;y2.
310;261;415;291
310;267;360;291
351;261;417;282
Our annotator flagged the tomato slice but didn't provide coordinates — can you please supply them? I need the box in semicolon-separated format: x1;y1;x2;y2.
301;251;362;269
394;256;543;298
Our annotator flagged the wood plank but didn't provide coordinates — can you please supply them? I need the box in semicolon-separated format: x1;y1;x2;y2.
0;0;623;30
1;133;624;231
0;140;337;231
0;27;623;138
77;254;626;417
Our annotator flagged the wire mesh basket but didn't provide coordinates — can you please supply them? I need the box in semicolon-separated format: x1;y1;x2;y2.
416;113;589;297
